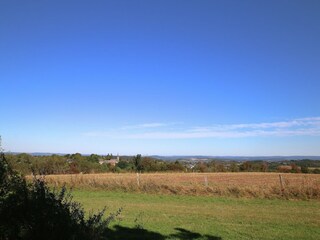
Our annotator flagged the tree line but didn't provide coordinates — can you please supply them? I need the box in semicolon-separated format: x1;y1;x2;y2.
5;153;185;175
4;153;320;175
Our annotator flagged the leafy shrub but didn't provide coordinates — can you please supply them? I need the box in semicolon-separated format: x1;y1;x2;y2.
0;153;121;240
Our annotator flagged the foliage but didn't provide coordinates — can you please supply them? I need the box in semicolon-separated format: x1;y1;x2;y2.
0;153;120;240
133;154;143;171
4;152;320;175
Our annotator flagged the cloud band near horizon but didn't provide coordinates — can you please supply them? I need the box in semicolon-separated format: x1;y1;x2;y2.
84;117;320;139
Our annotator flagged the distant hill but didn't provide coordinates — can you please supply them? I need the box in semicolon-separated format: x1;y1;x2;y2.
5;152;68;156
151;155;320;162
4;152;320;162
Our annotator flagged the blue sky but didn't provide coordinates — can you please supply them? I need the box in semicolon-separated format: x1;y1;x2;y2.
1;0;320;155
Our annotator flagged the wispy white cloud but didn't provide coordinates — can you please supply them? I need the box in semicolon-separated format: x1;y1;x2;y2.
120;122;175;130
190;117;320;131
83;117;320;139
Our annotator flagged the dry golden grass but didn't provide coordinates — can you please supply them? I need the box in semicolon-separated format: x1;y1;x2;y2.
28;172;320;200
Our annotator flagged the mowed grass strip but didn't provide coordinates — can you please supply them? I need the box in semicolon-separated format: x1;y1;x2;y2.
41;172;320;199
72;189;320;240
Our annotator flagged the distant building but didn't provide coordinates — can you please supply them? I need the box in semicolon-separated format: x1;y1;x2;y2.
99;154;120;166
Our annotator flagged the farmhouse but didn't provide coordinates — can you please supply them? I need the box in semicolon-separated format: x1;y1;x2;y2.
99;155;120;166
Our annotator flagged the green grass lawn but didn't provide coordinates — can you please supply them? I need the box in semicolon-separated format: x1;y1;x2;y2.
72;189;320;240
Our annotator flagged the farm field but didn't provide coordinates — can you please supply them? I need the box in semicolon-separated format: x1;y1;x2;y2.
42;172;320;239
72;189;320;240
42;172;320;199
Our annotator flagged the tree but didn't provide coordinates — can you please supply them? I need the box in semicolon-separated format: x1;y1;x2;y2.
133;154;143;171
71;153;83;161
290;163;301;173
230;162;239;172
260;162;268;172
117;160;134;171
216;163;226;172
240;161;252;172
301;166;309;173
88;154;100;163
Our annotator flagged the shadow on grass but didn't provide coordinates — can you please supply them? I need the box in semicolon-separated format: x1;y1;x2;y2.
104;225;222;240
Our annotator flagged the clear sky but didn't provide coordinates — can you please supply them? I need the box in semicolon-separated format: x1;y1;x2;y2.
1;0;320;155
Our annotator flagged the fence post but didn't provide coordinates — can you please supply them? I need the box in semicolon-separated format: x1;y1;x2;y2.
136;172;140;187
279;174;285;193
204;175;208;187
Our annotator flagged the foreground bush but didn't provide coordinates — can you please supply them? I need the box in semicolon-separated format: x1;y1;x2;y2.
0;153;120;240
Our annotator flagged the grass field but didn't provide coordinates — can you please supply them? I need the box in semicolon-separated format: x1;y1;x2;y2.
42;172;320;199
72;189;320;240
41;173;320;239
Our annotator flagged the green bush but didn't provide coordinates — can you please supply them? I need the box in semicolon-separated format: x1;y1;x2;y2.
0;153;121;240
